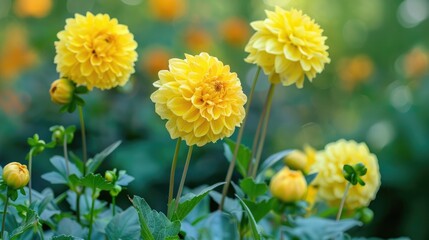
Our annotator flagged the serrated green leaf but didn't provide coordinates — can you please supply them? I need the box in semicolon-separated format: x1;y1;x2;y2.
86;141;121;174
223;138;252;177
239;177;268;200
80;173;113;191
132;196;180;240
171;182;224;221
105;207;140;240
237;195;262;240
10;208;39;240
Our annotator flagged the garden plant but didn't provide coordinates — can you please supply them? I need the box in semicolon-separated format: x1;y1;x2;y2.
0;1;418;240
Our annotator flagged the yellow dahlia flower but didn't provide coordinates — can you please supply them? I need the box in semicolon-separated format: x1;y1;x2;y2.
311;140;381;210
245;7;330;88
54;12;138;90
150;52;247;146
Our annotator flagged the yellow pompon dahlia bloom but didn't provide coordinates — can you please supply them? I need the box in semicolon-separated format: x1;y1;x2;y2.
311;139;381;210
150;52;247;146
54;12;138;90
245;7;330;88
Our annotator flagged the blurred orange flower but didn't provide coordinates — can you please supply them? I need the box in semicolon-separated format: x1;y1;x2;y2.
184;27;212;53
337;55;374;91
0;89;26;115
14;0;52;18
0;25;38;82
141;47;171;77
219;18;250;47
149;0;186;21
403;47;429;79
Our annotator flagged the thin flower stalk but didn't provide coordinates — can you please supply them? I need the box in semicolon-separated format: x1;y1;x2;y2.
336;182;351;221
251;84;276;178
174;145;194;213
219;67;261;210
168;138;182;217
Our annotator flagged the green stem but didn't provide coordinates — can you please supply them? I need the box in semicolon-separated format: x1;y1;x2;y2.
247;89;268;176
168;138;182;218
1;188;9;238
78;105;88;175
251;83;276;178
63;134;70;177
336;182;351;221
174;145;194;213
28;148;34;204
219;67;261;210
112;196;116;217
88;190;96;240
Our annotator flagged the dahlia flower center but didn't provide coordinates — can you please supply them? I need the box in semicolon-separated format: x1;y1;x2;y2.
89;33;116;59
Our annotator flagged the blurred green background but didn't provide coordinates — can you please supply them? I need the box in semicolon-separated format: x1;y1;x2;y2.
1;0;428;239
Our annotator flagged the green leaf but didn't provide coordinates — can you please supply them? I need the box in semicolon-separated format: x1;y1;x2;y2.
132;196;181;240
80;173;113;191
57;218;88;238
239;177;268;200
105;207;140;240
223;138;252;177
283;217;362;240
171;182;224;221
41;156;82;185
305;173;318;185
75;86;89;94
242;198;274;222
69;152;84;174
10;208;39;240
51;235;84;240
256;149;293;181
199;211;239;240
116;170;135;186
236;195;262;240
209;191;242;221
86;141;121;174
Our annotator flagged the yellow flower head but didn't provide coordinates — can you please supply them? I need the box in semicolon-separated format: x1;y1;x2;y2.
150;52;247;146
54;12;138;90
311;139;381;209
3;162;30;189
245;7;330;88
270;167;307;202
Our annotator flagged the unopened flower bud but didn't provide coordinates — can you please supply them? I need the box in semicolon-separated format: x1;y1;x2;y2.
50;78;75;105
2;162;30;189
357;207;374;224
110;185;122;197
270;167;307;202
105;170;117;182
284;150;307;171
50;126;65;145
